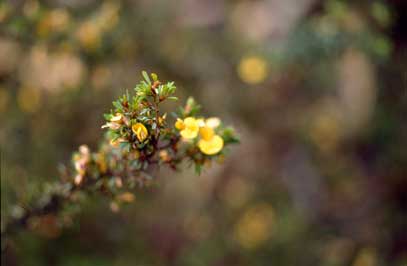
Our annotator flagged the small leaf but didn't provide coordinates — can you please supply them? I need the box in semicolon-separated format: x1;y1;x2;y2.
168;96;178;101
103;113;112;120
142;71;151;84
195;163;202;175
113;101;122;110
119;142;131;152
151;73;158;81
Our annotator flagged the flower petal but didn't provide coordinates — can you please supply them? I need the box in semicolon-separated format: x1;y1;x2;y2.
132;123;148;142
205;117;221;128
198;135;224;155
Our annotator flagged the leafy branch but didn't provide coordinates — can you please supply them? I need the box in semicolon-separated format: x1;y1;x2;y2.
1;71;238;248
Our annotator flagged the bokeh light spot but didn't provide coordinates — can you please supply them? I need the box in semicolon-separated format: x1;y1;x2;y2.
0;88;10;113
353;248;378;266
237;56;268;85
17;87;41;113
234;202;274;249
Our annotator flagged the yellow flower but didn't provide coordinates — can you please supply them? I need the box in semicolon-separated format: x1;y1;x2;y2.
199;126;215;140
234;203;274;249
117;192;135;203
132;123;148;142
196;118;205;127
237;56;268;85
176;117;199;139
198;126;224;155
175;118;184;130
95;153;107;173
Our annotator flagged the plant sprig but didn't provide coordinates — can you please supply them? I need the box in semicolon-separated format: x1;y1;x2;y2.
1;71;238;246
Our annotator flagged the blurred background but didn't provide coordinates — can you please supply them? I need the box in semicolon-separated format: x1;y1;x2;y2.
1;0;406;265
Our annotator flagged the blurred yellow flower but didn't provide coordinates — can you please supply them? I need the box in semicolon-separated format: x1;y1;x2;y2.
37;9;70;37
76;22;101;51
353;247;377;266
23;0;39;18
95;153;107;174
175;117;199;139
234;203;274;249
17;87;41;113
0;3;11;23
309;108;342;153
117;192;135;203
110;201;120;213
238;55;268;85
132;123;148;142
0;88;10;113
98;1;120;32
198;126;224;155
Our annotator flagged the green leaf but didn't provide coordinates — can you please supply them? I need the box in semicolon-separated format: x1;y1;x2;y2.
142;71;151;84
126;89;130;101
111;134;121;142
119;142;131;152
103;113;112;120
112;100;122;110
221;127;239;144
151;73;158;81
168;96;178;101
195;163;202;175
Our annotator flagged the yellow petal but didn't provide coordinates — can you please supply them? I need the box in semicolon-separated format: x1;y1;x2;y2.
196;118;205;127
198;135;224;155
180;117;199;139
184;117;198;129
205;117;221;128
96;154;107;173
132;123;148;142
175;118;185;130
199;126;215;141
180;128;198;139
